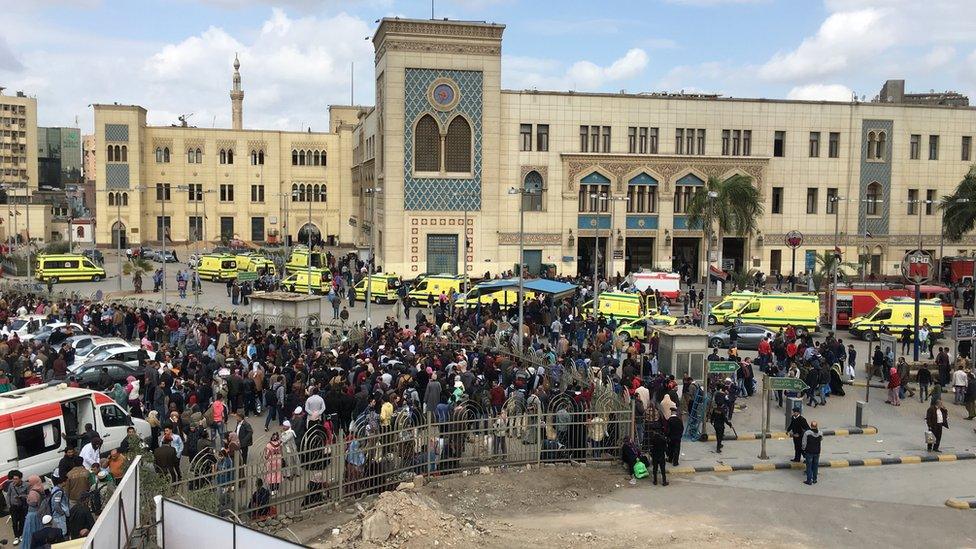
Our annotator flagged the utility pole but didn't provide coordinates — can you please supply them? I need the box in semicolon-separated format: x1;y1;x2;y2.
700;191;718;328
364;187;382;327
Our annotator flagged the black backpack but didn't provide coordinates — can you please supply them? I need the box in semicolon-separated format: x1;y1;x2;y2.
264;385;278;406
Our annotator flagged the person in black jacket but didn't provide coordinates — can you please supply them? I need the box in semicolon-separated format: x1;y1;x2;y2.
620;436;649;485
232;410;254;464
801;421;823;485
666;408;683;465
786;408;810;462
710;388;731;453
647;429;669;486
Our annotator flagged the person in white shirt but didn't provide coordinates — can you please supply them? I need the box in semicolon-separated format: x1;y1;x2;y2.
80;438;102;469
304;388;326;423
953;367;969;404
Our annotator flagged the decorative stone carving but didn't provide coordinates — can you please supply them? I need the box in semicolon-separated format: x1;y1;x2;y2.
376;40;501;63
764;233;976;246
519;165;548;187
561;154;768;196
498;232;562;245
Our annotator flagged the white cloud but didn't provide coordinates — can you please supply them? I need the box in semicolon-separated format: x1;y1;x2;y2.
786;84;853;102
759;9;893;82
923;45;956;69
503;48;649;91
664;0;767;5
0;37;24;72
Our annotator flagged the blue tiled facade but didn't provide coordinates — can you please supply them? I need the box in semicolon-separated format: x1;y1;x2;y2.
626;215;659;229
578;215;611;230
105;124;129;142
106;164;129;189
403;68;483;211
858;119;892;235
629;173;658;185
673;215;702;230
676;173;705;186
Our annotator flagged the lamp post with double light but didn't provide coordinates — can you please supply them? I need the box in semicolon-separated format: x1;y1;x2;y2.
508;185;541;350
363;186;382;327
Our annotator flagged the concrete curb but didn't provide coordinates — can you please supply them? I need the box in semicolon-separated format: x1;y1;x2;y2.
670;451;976;475
945;498;976;509
696;426;877;442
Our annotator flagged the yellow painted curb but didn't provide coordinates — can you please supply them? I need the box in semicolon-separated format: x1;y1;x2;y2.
790;462;805;470
862;458;882;466
829;459;850;468
712;465;733;473
900;456;922;464
945;498;972;510
833;429;850;436
864;427;879;435
753;463;776;471
938;454;958;462
671;466;696;475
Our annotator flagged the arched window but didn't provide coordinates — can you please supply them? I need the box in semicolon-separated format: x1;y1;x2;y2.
875;131;886;160
155;147;163;163
414;114;441;172
305;150;312;166
310;184;318;201
320;150;326;166
866;182;881;215
251;150;257;165
226;149;233;164
219;149;227;164
195;148;202;163
300;184;307;202
291;183;298;201
188;148;195;164
292;149;298;165
108;193;115;206
522;171;544;211
867;131;877;160
120;145;127;162
298;150;306;166
107;145;114;162
312;151;320;166
321;184;327;203
444;116;471;173
163;147;170;163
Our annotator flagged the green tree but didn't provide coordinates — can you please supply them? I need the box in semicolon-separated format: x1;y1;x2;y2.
686;174;764;273
813;250;858;291
940;166;976;241
122;257;153;278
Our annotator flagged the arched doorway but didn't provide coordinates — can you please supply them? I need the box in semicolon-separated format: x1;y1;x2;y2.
112;221;127;249
297;223;321;247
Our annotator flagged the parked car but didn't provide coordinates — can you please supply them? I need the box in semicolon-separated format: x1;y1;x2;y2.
64;334;101;352
708;324;777;350
31;322;85;344
127;247;154;260
70;337;130;369
1;315;52;341
82;249;104;264
85;346;156;368
71;360;141;390
154;250;178;263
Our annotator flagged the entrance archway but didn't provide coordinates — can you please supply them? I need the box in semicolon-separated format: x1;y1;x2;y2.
112;221;127;249
297;223;321;247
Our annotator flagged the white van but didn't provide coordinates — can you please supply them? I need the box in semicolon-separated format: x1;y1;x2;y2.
0;383;151;482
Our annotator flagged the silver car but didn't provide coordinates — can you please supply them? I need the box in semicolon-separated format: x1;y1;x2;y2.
708;324;777;350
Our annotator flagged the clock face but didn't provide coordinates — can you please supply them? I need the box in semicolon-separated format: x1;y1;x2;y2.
431;83;457;108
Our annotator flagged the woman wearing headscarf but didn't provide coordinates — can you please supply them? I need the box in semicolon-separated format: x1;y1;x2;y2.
111;383;128;408
20;475;44;549
886;367;902;406
125;376;142;418
263;432;283;493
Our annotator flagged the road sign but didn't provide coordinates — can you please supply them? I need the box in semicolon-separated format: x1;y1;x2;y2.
785;230;803;249
768;377;809;392
707;360;738;373
237;271;258;282
902;249;932;284
953;317;976;341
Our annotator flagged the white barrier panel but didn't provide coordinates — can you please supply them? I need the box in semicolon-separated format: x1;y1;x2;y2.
154;497;306;549
84;455;141;549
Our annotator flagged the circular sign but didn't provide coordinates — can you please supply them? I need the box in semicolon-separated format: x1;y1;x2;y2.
429;79;460;111
902;249;932;284
785;230;803;249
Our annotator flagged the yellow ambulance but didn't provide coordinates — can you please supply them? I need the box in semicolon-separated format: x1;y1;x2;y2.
35;254;106;283
849;297;945;341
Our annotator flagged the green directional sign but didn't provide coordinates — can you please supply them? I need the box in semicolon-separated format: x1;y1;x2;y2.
237;271;258;282
707;361;738;373
768;377;809;392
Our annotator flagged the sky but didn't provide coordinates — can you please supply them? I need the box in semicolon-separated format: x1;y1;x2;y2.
4;0;976;133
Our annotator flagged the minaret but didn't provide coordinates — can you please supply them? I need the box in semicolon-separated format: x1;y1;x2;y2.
230;53;244;130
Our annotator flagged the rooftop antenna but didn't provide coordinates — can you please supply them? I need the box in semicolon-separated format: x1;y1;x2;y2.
178;113;194;127
351;62;354;105
431;0;434;19
212;115;216;128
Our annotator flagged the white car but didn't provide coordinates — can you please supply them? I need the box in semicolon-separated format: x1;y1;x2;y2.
85;346;156;369
71;337;130;369
1;315;52;341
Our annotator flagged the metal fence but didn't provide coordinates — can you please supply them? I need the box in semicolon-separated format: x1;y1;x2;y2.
169;391;633;525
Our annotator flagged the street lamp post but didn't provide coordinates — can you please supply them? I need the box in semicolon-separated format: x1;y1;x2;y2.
177;185;214;306
306;188;313;296
829;195;847;332
364;187;382;327
508;186;540;350
700;191;719;328
0;183;30;286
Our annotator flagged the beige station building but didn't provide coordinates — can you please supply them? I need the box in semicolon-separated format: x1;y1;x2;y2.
90;17;976;280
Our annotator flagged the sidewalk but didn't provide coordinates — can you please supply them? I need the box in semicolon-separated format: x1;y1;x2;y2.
676;385;976;470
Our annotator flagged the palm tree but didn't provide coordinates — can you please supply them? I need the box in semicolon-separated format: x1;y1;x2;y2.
813;251;858;291
686;174;764;274
122;258;152;293
940;166;976;241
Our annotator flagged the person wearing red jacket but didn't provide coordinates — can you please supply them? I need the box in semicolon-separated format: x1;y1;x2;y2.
886;367;901;406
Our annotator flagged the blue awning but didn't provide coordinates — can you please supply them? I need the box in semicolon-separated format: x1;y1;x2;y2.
472;278;577;295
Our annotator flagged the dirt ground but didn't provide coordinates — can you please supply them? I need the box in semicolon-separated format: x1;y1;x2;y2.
311;464;807;549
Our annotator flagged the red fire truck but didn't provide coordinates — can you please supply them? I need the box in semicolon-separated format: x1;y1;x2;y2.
827;283;955;328
940;256;976;285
